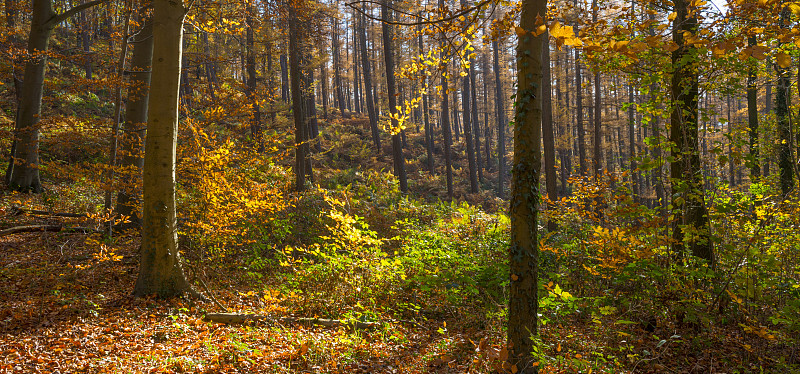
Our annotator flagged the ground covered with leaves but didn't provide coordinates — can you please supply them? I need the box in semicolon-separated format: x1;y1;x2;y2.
1;112;798;373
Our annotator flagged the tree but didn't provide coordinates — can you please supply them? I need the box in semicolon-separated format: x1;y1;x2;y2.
493;34;505;197
7;0;106;192
133;0;193;297
116;15;154;227
541;31;557;232
669;0;713;265
507;0;546;371
776;7;792;196
359;6;381;151
289;3;309;191
381;0;408;194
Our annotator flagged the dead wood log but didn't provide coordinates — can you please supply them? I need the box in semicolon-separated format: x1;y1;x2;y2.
0;225;99;237
202;313;379;330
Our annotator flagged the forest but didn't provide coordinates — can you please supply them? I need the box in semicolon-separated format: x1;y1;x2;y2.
1;0;799;371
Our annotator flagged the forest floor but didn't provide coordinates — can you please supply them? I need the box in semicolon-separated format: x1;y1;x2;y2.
0;112;796;373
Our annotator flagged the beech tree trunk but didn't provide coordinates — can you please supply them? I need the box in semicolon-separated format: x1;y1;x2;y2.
133;0;193;298
508;0;546;369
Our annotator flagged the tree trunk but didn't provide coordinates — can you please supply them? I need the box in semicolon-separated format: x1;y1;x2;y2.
381;0;407;194
289;9;307;191
103;9;132;237
440;0;454;199
245;3;262;146
777;7;793;195
508;0;545;370
493;37;505;197
669;0;713;265
541;31;557;232
9;0;106;192
462;73;478;193
419;18;434;173
332;16;346;116
116;16;153;227
359;7;380;151
134;0;193;298
8;0;55;192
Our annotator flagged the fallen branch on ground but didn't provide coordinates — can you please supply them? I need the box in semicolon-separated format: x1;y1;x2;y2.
0;225;99;237
8;206;90;218
202;313;379;330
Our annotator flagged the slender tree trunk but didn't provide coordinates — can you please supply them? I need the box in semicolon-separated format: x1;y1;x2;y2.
462;70;478;193
628;81;638;200
440;0;454;199
104;9;132;237
116;16;153;227
4;0;22;185
381;0;407;193
508;0;546;369
359;8;380;151
574;3;586;176
470;49;483;183
541;31;557;231
418;18;434;173
332;16;346;117
777;7;793;195
493;37;505;197
134;0;193;298
245;4;262;148
289;8;306;191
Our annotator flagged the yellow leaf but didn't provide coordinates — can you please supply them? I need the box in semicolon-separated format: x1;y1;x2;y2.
777;52;792;68
668;12;677;22
514;26;526;36
790;2;800;15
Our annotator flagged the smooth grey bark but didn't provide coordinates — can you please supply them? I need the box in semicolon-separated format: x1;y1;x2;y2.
133;0;193;298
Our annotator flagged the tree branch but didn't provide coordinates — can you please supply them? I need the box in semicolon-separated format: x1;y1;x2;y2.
51;0;108;26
